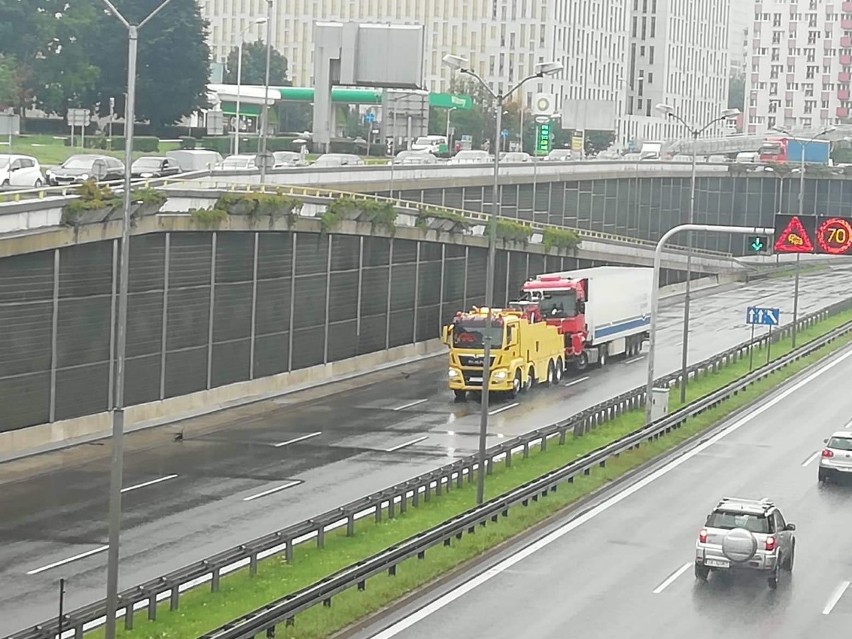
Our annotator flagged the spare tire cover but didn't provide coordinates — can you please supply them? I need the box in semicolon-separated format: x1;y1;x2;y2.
722;528;758;563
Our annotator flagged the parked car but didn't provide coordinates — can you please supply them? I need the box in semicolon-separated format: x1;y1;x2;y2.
818;430;852;483
271;151;308;168
166;149;223;172
694;497;795;590
411;135;448;155
393;150;438;165
448;150;491;165
0;154;44;188
500;151;532;163
130;156;182;179
219;154;258;170
312;153;365;167
46;154;125;186
544;149;574;162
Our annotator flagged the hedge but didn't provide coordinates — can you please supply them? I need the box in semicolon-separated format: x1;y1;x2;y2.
79;136;160;152
199;136;302;155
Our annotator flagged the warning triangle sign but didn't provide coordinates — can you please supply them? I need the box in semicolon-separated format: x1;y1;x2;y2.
774;215;814;254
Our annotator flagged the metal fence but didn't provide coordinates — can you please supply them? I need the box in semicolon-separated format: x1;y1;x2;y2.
10;294;852;639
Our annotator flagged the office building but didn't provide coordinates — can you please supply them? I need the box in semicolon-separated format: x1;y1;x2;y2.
730;0;755;73
201;0;628;132
623;0;732;145
744;0;851;135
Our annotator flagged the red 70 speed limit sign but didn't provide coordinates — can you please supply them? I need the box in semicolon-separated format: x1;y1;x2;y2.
816;216;852;255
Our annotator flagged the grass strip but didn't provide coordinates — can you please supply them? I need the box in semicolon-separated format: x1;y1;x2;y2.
94;308;852;639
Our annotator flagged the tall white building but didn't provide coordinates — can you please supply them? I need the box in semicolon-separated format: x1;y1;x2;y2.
623;0;732;145
745;0;851;135
200;0;628;130
730;0;755;73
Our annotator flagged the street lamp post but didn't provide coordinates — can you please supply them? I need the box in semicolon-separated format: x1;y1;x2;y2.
655;104;740;404
443;54;563;504
645;224;774;426
234;17;268;156
259;0;273;184
771;125;836;347
97;2;175;638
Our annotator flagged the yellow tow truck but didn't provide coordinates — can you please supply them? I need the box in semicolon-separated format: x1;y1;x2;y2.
441;307;566;401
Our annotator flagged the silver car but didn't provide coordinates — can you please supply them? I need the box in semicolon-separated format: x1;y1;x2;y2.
818;430;852;482
694;497;796;589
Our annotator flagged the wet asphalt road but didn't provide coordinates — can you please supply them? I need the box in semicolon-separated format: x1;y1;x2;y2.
2;267;852;635
351;343;852;639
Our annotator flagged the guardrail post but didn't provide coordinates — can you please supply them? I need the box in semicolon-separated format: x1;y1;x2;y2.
374;500;383;523
347;513;356;535
541;434;548;452
412;485;420;507
505;448;513;467
73;623;84;639
317;525;326;549
266;625;276;638
559;427;567;444
388;495;396;519
169;586;179;611
523;442;530;459
250;553;258;576
285;539;294;563
211;567;220;592
399;489;408;514
435;476;443;496
456;468;464;488
125;601;134;630
147;592;157;621
424;482;431;502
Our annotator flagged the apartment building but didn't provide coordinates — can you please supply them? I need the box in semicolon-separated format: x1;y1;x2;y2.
200;0;628;123
745;0;852;135
623;0;732;145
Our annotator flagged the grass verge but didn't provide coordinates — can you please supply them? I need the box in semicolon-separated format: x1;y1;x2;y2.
93;309;852;639
3;135;180;166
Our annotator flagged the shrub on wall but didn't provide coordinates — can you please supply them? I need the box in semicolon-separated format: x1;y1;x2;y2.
321;197;397;234
542;227;582;252
214;190;303;226
495;219;533;244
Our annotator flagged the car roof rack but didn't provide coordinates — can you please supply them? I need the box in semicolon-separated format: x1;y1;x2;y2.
715;497;775;512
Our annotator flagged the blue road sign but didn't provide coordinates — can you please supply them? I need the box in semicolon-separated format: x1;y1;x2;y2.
501;128;510;139
364;112;376;124
746;306;781;327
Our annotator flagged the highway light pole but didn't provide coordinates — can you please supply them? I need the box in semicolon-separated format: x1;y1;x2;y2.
259;0;273;184
645;224;774;426
771;125;836;347
443;54;563;505
98;1;175;638
234;17;268;156
655;104;740;404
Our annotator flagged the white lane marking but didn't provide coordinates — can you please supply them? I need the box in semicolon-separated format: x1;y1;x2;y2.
368;347;852;639
844;418;852;430
273;432;322;448
823;581;850;615
242;480;301;502
652;562;692;594
385;436;429;453
801;451;821;467
26;546;109;575
564;376;590;388
121;474;179;494
625;356;645;365
489;403;519;416
393;398;428;411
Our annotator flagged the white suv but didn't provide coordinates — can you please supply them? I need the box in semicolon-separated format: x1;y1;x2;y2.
695;497;796;590
0;154;43;188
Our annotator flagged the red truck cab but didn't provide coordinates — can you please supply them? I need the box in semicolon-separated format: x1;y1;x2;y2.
511;274;588;360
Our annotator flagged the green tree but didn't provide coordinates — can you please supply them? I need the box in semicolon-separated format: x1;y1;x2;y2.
0;55;19;108
224;41;290;86
728;70;745;110
0;0;101;114
82;0;211;128
429;78;495;148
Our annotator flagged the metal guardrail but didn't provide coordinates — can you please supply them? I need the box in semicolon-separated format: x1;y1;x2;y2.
168;182;735;261
9;294;851;639
202;304;852;639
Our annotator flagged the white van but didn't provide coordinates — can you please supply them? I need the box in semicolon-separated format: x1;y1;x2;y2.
166;149;224;172
412;135;448;154
735;151;759;164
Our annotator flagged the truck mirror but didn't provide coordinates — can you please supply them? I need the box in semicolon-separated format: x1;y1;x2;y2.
441;325;452;346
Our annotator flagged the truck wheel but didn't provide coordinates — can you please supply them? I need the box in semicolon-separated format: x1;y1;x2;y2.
574;352;589;371
524;366;535;391
508;371;522;398
544;361;555;386
555;358;564;381
453;389;467;402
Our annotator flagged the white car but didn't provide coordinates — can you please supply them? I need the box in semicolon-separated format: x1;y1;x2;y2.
449;150;491;165
393;150;438;165
500;151;532;163
312;153;365;167
0;154;44;188
219;154;257;170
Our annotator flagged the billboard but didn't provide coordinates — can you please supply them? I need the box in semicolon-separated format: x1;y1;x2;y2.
562;99;618;131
